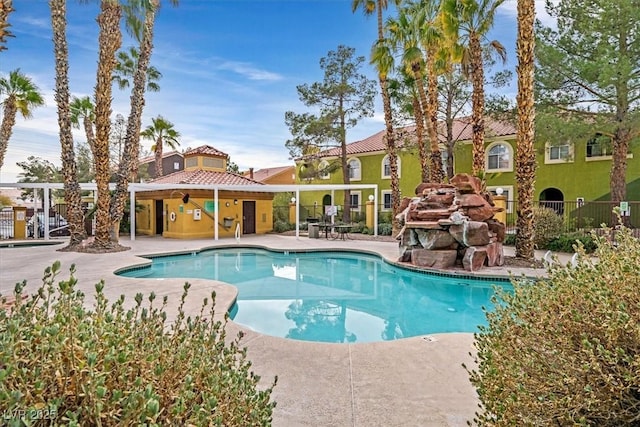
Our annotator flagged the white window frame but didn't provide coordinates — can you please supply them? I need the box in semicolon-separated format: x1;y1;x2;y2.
348;158;361;181
381;190;393;211
319;160;330;180
349;191;362;212
173;161;180;170
486;141;513;172
545;142;573;164
586;135;612;159
487;185;514;213
381;155;401;179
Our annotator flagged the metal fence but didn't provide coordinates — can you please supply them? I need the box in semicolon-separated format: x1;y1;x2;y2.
282;200;640;237
503;200;639;235
0;206;71;240
3;200;637;240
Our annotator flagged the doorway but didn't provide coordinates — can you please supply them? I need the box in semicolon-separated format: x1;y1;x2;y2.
539;188;564;215
242;201;255;234
155;200;164;235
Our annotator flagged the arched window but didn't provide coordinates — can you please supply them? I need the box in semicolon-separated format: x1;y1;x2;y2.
348;158;361;181
486;142;513;172
381;155;401;179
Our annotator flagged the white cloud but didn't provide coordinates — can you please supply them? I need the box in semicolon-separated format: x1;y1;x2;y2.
217;61;284;82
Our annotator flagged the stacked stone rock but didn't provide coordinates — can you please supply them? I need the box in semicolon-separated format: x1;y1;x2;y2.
396;173;506;272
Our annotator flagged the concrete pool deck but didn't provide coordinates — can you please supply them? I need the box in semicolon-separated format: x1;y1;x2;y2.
0;235;559;426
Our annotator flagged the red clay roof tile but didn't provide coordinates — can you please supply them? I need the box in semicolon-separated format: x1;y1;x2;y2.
313;117;515;158
183;145;228;158
149;170;263;186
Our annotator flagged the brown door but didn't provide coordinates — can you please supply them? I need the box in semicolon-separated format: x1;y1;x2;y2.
155;200;164;235
242;201;256;234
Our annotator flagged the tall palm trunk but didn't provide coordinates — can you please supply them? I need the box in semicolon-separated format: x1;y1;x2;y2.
376;2;401;235
0;96;16;168
0;0;14;52
50;0;86;248
413;64;433;184
412;94;429;183
110;0;158;242
426;52;444;183
154;135;163;177
469;33;486;176
82;114;95;154
92;0;121;249
515;0;536;260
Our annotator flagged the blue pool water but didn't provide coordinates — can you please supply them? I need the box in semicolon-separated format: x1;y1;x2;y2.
118;248;512;343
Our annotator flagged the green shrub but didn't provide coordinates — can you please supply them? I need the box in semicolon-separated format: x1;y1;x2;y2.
349;221;365;234
468;224;640;426
533;206;564;248
273;220;294;233
377;223;393;236
546;232;597;253
377;211;392;225
0;263;277;426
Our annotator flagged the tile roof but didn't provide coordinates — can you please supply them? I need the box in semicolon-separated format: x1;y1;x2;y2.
184;145;228;158
313;117;516;158
148;170;263;186
246;166;294;182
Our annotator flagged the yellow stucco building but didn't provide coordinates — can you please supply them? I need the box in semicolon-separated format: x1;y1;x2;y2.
135;145;274;239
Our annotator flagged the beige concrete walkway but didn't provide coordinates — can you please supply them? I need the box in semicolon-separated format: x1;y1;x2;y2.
0;234;554;426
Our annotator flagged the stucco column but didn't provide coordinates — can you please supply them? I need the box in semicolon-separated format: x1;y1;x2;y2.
366;200;375;231
493;195;507;225
13;206;27;240
289;198;297;225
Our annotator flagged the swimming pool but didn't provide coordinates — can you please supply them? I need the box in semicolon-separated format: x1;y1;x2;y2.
118;247;512;343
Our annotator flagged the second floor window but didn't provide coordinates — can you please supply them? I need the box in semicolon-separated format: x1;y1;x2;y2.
348;158;361;180
549;144;570;161
382;155;401;178
319;161;330;179
587;134;612;157
487;143;512;171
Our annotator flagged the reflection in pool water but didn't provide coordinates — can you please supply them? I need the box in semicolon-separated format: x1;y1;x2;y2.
119;248;512;343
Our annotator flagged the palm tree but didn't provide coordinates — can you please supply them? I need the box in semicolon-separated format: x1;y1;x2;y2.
70;95;95;154
352;0;403;234
49;0;86;247
109;0;177;243
441;0;507;177
412;0;446;183
141;115;180;178
113;46;162;92
0;0;14;52
92;0;122;250
385;9;431;183
0;69;45;168
514;0;536;260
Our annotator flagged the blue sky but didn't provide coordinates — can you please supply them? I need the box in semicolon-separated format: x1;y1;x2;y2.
0;0;552;183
